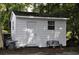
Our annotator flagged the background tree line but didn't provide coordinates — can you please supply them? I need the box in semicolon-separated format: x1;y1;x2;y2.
0;3;79;47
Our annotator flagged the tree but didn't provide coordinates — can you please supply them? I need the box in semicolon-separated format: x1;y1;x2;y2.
0;3;31;33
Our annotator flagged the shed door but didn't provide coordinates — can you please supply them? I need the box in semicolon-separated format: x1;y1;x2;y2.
26;20;37;46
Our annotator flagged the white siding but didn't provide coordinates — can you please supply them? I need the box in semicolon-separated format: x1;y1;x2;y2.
11;14;67;47
15;18;27;47
11;12;16;41
55;20;66;46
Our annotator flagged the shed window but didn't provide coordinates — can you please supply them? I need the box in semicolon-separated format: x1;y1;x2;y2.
48;21;55;30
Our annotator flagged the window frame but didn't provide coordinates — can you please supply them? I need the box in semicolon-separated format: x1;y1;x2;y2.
48;21;55;30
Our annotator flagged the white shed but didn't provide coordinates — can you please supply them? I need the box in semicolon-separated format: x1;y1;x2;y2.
10;11;68;48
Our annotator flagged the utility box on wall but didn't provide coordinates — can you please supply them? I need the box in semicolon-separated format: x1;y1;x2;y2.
10;11;68;48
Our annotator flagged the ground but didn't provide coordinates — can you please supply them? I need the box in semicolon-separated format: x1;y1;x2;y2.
0;47;79;55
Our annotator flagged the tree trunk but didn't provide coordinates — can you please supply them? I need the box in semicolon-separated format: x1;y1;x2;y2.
0;24;3;48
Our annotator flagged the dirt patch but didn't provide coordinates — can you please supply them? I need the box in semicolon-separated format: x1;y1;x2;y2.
0;47;64;55
0;47;79;55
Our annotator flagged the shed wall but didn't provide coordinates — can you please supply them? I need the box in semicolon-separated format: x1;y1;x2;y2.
13;18;66;47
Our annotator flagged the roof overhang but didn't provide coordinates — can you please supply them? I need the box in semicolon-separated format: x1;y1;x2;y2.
16;15;68;21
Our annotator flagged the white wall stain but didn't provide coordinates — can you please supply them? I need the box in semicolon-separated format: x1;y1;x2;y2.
24;28;34;44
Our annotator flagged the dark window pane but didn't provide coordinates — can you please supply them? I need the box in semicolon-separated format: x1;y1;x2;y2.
48;26;55;30
48;21;55;26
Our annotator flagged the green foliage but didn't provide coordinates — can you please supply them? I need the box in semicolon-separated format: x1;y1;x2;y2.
0;3;31;33
66;31;72;40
